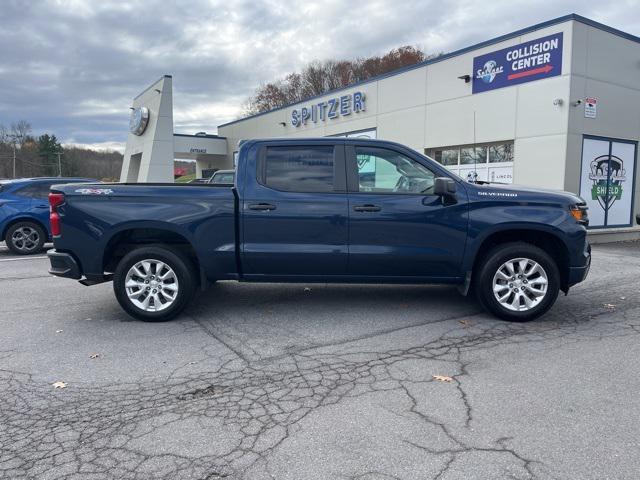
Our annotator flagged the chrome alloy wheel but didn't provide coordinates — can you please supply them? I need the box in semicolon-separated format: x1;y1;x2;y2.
492;257;548;312
11;226;40;252
124;259;179;312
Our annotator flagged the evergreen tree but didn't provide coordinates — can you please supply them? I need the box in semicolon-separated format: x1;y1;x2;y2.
37;134;62;176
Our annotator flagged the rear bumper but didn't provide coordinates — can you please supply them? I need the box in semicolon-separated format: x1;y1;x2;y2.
47;249;81;279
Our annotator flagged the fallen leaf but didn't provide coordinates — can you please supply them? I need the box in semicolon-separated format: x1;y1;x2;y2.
89;353;100;359
620;297;626;300
55;330;63;334
188;361;197;365
52;381;67;389
603;303;616;309
433;375;453;383
459;320;472;327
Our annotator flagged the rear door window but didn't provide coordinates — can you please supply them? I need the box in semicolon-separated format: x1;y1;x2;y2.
260;146;336;193
15;182;52;199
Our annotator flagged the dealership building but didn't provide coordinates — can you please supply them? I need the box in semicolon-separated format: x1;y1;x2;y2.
123;14;640;240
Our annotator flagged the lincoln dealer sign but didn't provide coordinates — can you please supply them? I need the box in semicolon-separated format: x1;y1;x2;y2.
472;32;563;94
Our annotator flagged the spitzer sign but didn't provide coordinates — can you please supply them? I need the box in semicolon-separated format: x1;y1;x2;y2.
472;33;563;94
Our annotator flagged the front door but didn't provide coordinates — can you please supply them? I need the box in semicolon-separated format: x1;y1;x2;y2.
241;143;348;277
346;144;468;279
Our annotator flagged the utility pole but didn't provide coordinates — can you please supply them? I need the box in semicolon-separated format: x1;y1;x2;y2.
57;151;62;177
8;133;21;179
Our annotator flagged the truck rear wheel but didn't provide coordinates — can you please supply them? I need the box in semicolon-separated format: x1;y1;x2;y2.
475;242;560;322
113;246;196;322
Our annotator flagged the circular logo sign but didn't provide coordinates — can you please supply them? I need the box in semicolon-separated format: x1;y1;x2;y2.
480;60;499;83
129;106;150;136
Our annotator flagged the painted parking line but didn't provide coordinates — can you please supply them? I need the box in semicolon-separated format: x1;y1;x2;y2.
0;256;48;262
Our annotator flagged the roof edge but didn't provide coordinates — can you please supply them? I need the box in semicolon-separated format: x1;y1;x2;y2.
218;13;639;129
173;133;226;139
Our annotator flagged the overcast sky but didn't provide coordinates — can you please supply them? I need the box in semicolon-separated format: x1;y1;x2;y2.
0;0;638;152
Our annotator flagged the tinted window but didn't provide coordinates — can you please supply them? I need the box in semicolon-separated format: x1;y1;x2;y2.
15;182;52;199
263;146;335;192
355;147;435;194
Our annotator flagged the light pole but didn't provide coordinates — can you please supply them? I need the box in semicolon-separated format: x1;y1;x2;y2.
57;151;62;177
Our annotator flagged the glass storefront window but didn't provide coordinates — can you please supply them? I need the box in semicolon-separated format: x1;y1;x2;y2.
434;149;458;166
489;143;514;163
460;147;487;165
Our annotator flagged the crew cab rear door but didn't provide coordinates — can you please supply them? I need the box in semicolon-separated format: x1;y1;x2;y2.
241;142;348;277
345;144;468;279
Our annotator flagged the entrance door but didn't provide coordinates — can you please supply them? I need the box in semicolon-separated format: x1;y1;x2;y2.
346;144;468;279
241;143;348;277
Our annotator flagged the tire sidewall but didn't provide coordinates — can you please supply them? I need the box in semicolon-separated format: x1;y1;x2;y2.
476;243;560;322
5;221;46;255
113;246;196;322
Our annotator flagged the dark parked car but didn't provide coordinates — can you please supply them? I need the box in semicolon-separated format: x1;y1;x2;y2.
0;177;95;254
47;138;590;322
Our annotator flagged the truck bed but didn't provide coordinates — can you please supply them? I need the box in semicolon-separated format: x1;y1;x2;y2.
50;182;238;281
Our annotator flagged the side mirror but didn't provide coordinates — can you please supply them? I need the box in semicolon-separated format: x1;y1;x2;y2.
433;177;457;196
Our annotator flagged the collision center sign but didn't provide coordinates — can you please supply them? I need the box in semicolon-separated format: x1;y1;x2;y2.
472;33;563;94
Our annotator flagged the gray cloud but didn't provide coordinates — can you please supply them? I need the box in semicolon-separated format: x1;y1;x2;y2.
0;0;638;151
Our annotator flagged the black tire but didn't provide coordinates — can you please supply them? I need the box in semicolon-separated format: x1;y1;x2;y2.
474;242;560;322
5;221;46;255
113;246;197;322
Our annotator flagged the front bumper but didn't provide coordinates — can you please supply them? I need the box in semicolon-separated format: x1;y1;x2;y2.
567;242;591;287
47;249;81;279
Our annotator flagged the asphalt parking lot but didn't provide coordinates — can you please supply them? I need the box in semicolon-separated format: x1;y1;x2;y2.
1;242;639;480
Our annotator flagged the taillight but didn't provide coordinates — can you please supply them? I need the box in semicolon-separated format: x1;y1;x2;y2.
49;192;65;236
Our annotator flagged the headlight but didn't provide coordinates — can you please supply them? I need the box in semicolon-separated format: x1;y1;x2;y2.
570;204;589;226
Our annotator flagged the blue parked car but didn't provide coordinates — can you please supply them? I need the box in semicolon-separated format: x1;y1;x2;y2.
0;177;95;255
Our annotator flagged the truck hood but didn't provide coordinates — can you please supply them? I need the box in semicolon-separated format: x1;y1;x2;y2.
467;182;584;205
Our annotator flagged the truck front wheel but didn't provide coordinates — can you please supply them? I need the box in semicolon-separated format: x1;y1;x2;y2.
113;246;196;322
475;242;560;322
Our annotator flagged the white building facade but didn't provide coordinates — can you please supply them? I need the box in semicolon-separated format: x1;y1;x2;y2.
217;14;640;240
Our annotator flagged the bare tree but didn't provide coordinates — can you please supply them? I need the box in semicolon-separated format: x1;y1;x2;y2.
10;120;32;145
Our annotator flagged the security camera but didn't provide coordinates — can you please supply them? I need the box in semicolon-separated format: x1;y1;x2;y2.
553;98;564;106
572;99;582;107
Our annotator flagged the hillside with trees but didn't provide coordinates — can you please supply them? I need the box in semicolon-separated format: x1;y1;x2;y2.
243;46;440;115
0;121;195;181
0;121;124;180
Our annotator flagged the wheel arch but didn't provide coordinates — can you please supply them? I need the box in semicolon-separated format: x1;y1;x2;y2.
467;227;571;291
102;226;204;286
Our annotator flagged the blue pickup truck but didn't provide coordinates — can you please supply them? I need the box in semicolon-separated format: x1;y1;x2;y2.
47;138;591;322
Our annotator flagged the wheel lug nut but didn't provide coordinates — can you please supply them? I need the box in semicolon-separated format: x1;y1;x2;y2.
146;287;150;291
514;288;519;292
152;289;157;293
509;283;513;287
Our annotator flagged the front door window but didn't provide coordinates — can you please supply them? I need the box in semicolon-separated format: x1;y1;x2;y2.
356;147;435;195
